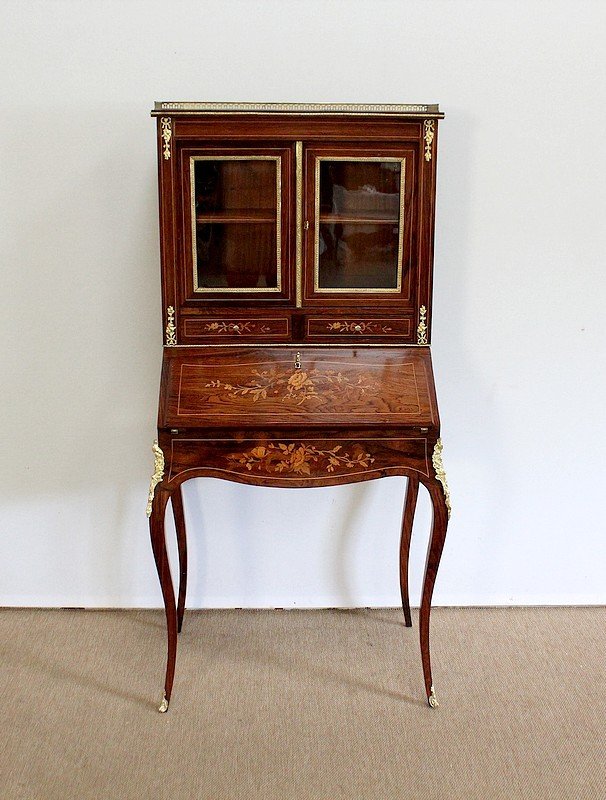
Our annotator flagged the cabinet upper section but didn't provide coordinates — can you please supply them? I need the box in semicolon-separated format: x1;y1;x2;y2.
152;103;443;347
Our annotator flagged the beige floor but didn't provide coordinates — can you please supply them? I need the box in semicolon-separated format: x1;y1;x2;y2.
1;607;604;800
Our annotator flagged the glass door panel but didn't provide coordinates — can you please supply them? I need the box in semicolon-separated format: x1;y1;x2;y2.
191;156;281;292
315;158;404;292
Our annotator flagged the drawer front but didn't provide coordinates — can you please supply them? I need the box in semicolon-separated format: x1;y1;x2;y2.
304;316;412;341
165;436;432;487
182;316;291;341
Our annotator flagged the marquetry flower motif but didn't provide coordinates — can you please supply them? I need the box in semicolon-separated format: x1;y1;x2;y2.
227;443;375;475
203;321;271;335
287;370;311;390
204;368;378;406
327;321;393;334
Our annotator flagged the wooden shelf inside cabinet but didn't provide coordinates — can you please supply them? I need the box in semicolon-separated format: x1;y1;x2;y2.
148;102;449;715
319;214;399;224
196;210;276;224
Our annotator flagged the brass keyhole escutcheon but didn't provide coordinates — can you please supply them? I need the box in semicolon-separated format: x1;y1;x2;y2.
294;351;302;370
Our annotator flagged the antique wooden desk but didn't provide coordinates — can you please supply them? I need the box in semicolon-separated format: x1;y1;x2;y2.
146;102;450;713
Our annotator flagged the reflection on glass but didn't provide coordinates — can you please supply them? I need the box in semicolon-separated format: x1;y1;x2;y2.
192;158;279;291
195;223;276;289
318;224;399;289
316;160;403;290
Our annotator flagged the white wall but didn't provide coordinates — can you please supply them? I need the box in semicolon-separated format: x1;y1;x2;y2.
1;0;605;608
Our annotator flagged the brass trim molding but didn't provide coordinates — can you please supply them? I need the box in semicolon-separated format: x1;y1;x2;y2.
154;102;441;116
313;156;405;295
295;142;303;308
423;120;435;162
165;306;177;346
295;141;303;307
160;117;172;160
146;440;165;518
190;155;282;294
432;439;451;518
417;305;428;345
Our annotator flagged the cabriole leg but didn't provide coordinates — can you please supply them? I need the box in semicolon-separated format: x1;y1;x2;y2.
171;484;188;634
399;475;419;628
420;440;451;708
419;480;449;708
149;486;178;713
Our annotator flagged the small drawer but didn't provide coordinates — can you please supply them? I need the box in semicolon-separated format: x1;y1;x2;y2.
305;316;412;340
183;317;290;340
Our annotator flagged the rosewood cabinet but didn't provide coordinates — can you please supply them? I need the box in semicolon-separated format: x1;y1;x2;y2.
147;102;450;713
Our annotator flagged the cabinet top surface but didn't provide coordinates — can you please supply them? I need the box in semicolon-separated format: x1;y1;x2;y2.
152;101;443;117
159;346;438;430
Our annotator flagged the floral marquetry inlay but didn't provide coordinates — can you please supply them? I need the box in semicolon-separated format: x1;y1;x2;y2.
203;321;271;335
327;321;393;334
227;443;376;476
204;367;380;407
176;358;426;421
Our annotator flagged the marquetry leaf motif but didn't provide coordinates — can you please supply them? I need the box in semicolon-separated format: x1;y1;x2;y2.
204;367;380;407
146;440;165;517
227;443;376;476
432;438;451;518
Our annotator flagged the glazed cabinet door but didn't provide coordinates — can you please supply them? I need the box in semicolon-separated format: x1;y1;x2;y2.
301;144;418;310
179;145;294;304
